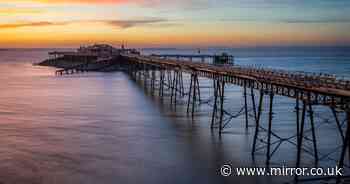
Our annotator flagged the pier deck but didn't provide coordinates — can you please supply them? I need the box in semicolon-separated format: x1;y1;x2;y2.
122;53;350;110
151;53;234;65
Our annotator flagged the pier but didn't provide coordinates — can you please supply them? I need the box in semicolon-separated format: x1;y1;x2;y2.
119;53;350;183
40;45;350;183
151;53;234;65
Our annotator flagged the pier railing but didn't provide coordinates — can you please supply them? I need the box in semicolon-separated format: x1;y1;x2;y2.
122;53;350;110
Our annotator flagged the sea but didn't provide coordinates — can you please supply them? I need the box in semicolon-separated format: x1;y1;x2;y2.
0;47;350;184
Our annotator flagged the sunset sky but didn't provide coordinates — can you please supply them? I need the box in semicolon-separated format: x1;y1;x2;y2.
0;0;350;48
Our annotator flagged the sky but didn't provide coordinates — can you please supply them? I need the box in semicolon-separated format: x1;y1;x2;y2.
0;0;350;48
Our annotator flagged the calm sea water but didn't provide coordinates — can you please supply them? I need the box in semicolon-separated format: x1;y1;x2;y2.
0;47;350;184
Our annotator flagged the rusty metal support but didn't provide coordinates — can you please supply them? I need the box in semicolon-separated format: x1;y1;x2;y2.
219;80;225;134
266;92;274;165
159;69;165;97
196;77;201;102
174;70;180;106
296;93;300;144
151;69;156;93
251;88;257;121
211;79;218;129
191;74;198;118
252;90;264;155
336;111;350;184
180;71;185;96
171;70;176;104
244;82;249;129
187;74;194;114
332;107;345;143
295;101;307;182
167;70;172;89
307;100;319;165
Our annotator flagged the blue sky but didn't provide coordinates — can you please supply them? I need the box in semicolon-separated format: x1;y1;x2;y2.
0;0;349;47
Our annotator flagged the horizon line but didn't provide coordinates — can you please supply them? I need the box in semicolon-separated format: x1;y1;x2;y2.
1;45;350;50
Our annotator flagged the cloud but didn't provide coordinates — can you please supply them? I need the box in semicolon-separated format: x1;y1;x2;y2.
103;18;167;28
0;21;67;29
0;18;170;29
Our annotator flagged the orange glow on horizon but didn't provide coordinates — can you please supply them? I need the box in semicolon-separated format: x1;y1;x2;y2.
1;27;348;48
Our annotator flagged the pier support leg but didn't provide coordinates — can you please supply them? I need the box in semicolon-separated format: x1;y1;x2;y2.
158;70;162;97
266;93;274;165
143;66;147;88
151;69;156;94
332;107;345;143
244;83;249;129
251;88;258;121
211;79;218;129
167;70;172;89
296;94;300;145
180;72;184;96
252;90;264;156
174;70;179;107
196;77;201;102
308;102;319;165
187;74;194;114
219;81;225;135
295;101;307;182
159;70;165;97
336;111;350;184
171;70;176;104
191;74;197;118
138;65;142;81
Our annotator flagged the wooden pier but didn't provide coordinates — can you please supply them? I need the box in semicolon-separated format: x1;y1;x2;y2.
118;53;350;183
40;45;350;183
